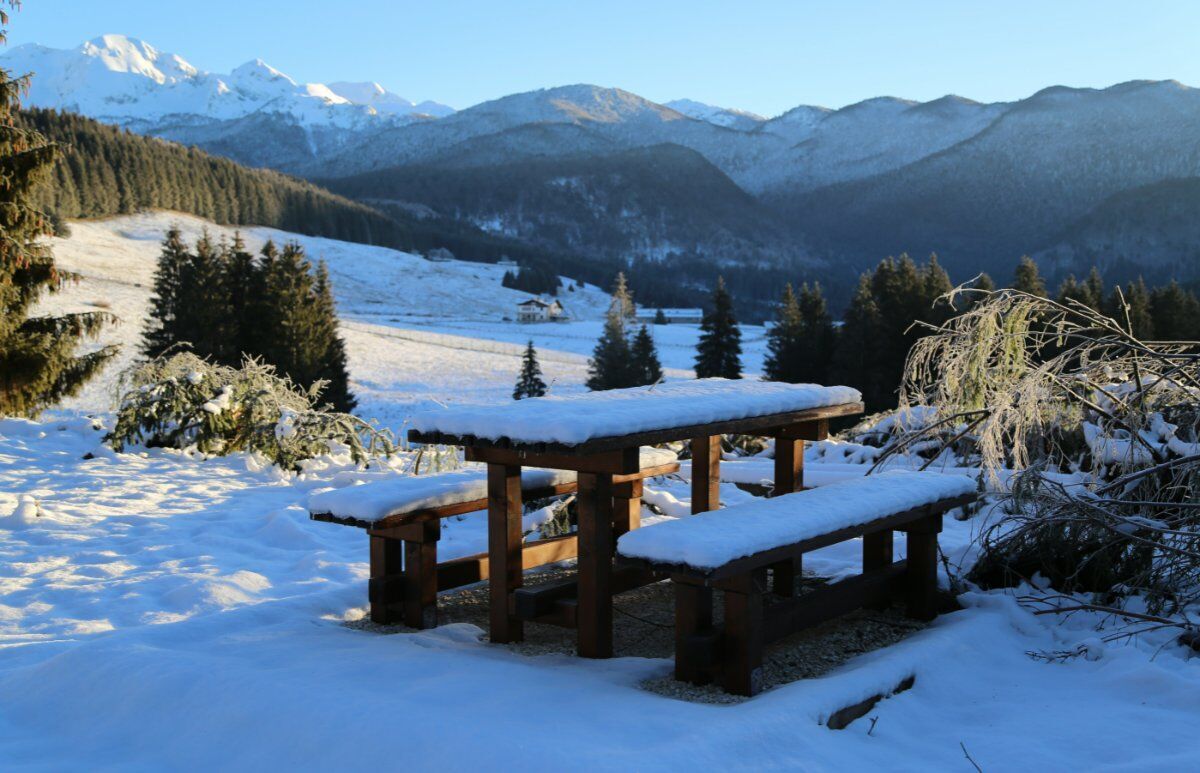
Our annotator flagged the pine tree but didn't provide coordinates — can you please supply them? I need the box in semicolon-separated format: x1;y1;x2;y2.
694;276;742;379
654;308;668;325
513;340;547;399
1012;256;1048;296
1083;267;1106;311
630;325;663;386
609;271;636;320
1108;278;1154;340
795;282;835;384
0;3;115;415
176;230;235;364
142;227;190;358
831;273;886;407
587;309;632;390
311;261;355;412
224;231;260;360
1150;281;1200;341
763;283;803;383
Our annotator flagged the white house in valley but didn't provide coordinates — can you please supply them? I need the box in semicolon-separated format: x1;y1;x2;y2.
516;298;567;323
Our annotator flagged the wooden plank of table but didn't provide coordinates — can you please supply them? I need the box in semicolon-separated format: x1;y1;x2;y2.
691;434;721;514
576;471;614;658
409;401;864;455
487;463;524;643
466;446;641;474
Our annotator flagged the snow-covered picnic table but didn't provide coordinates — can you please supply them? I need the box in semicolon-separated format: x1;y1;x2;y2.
408;378;865;658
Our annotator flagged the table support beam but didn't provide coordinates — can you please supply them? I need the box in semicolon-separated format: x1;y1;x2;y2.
487;463;524;643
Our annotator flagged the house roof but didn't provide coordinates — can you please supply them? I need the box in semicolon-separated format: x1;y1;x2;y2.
518;299;551;307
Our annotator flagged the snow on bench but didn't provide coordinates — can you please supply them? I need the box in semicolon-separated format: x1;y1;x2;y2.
409;378;862;447
308;446;677;525
617;470;975;572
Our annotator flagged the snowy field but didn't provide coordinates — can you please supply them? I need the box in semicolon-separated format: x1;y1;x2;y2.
3;213;1200;770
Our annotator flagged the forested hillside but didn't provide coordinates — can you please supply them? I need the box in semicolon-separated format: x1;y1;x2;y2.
18;108;417;248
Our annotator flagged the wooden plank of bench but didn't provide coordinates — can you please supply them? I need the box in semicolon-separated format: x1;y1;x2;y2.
761;561;908;644
409;401;865;455
311;481;579;532
620;493;974;583
436;533;580;591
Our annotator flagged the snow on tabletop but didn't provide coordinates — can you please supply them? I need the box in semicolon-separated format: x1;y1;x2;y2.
409;379;862;446
307;446;676;522
617;470;975;570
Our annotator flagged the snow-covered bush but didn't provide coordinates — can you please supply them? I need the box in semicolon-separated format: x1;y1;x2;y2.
898;287;1200;616
107;353;394;469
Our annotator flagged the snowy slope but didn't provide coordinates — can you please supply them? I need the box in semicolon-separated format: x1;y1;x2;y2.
1;34;453;129
34;212;768;431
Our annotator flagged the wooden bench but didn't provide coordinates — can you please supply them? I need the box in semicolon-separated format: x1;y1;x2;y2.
309;447;679;628
616;470;976;696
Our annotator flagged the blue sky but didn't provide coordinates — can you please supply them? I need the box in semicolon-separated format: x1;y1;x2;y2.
6;0;1197;116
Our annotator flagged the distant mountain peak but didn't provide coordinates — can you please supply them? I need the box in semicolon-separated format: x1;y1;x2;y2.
1;34;453;127
664;98;765;130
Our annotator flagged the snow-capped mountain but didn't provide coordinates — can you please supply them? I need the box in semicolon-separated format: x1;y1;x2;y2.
1;34;453;129
664;98;765;131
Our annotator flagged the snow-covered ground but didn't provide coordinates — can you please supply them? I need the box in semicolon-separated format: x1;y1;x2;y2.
5;212;1200;770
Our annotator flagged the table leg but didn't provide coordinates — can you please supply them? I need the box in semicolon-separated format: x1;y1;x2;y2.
487;463;524;643
691;434;721;514
771;431;805;596
577;471;614;658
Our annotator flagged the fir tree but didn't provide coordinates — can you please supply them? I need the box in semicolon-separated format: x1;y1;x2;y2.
763;283;803;383
654;308;668;325
1012;255;1048;296
609;271;636;320
1108;278;1154;340
0;3;115;415
694;276;742;379
1083;267;1106;311
177;230;235;364
630;325;663;386
142;227;190;359
586;308;632;390
831;273;886;407
794;282;835;384
1150;281;1200;341
311;261;356;412
224;232;260;360
513;340;547;399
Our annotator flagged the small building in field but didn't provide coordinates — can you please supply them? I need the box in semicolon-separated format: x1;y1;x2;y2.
516;298;566;323
636;308;704;324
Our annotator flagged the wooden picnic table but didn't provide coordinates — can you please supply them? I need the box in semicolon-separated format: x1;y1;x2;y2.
408;378;864;658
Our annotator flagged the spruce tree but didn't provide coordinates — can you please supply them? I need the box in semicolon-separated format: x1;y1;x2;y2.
609;271;636;320
224;231;260;360
311;261;355;412
831;273;886;408
1107;278;1154;340
142;227;190;359
176;230;235;365
763;283;803;383
587;307;632;390
1150;281;1200;341
694;276;742;379
0;4;116;415
630;325;663;386
1083;267;1106;311
654;308;668;325
513;340;548;399
1012;256;1048;296
795;282;835;384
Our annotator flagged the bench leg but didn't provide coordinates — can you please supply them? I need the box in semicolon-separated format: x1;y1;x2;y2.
863;529;894;610
905;516;942;621
721;570;766;697
488;463;524;643
613;479;642;537
674;578;714;684
403;521;440;629
577;471;615;658
368;534;404;624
